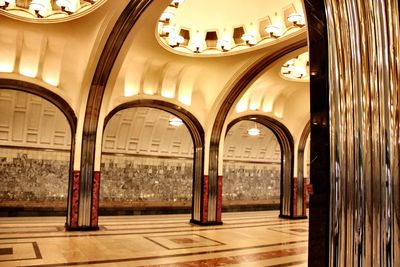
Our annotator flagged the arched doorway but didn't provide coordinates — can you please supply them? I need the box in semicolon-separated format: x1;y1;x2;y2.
223;120;281;212
102;100;204;222
0;81;76;220
226;116;295;217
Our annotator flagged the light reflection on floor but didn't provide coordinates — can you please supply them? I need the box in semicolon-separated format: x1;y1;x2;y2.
0;210;308;266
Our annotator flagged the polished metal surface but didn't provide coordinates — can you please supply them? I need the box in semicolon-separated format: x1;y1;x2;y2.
297;121;310;217
325;0;399;265
78;0;153;228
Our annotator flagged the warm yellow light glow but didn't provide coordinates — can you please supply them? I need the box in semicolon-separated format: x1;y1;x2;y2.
236;100;248;113
178;95;191;106
43;77;58;86
0;63;13;73
124;86;137;97
144;89;155;95
161;90;174;98
262;101;273;112
19;67;37;78
274;110;283;118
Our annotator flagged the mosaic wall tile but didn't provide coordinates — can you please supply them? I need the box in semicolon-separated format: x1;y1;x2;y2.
0;148;70;203
222;161;281;201
100;155;193;202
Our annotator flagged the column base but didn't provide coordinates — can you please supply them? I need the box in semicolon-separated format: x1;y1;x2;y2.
190;219;223;226
65;225;100;231
279;214;308;220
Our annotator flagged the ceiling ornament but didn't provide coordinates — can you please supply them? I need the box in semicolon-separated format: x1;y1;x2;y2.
157;0;305;56
0;0;105;22
280;52;309;81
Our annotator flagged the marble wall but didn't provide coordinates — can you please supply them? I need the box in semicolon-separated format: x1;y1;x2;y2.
0;147;70;205
100;154;193;204
222;161;281;202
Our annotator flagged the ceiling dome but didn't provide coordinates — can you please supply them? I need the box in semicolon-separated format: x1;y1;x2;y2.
156;0;305;56
0;0;106;23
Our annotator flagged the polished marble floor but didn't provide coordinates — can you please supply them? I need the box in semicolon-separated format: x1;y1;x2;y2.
0;211;308;266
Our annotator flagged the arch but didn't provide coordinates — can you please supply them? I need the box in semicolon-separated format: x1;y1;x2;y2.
75;0;153;229
0;78;77;224
226;115;294;218
104;99;205;223
206;39;307;222
296;120;310;217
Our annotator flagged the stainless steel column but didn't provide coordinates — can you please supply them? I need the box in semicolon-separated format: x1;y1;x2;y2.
325;0;399;265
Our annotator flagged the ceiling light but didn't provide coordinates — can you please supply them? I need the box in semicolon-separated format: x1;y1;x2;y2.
217;38;231;51
241;33;256;45
170;0;184;8
169;117;183;126
265;25;281;38
30;0;49;18
160;11;174;23
169;34;184;47
191;38;203;53
248;128;261;136
161;25;175;36
287;13;305;26
56;0;73;14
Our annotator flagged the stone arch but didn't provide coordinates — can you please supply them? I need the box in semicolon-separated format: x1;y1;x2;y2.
73;0;153;229
104;99;205;224
226;115;294;218
0;78;77;224
205;40;307;222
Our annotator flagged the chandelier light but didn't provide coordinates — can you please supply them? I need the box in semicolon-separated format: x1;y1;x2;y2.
1;0;98;19
265;25;281;38
169;34;184;47
156;1;306;55
169;117;183;126
217;38;231;52
170;0;184;8
241;33;256;45
160;10;174;23
287;13;305;26
191;38;204;53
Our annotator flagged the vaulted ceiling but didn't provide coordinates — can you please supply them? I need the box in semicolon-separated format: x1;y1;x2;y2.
0;0;309;158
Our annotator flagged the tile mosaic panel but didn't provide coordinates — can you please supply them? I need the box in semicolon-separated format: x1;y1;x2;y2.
100;155;193;203
0;148;70;204
222;161;281;201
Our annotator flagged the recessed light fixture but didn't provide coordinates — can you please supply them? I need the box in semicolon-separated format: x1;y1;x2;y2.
169;117;183;126
247;127;261;136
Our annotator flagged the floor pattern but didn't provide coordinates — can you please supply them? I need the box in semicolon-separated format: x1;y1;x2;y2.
0;211;308;266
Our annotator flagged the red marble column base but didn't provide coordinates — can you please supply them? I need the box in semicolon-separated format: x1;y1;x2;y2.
201;175;209;223
190;175;223;226
303;177;308;217
293;177;297;216
90;171;101;229
279;177;307;220
67;170;80;229
216;175;223;222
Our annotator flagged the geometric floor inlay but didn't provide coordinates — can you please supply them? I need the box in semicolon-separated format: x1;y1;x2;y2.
145;234;225;250
0;242;41;262
0;247;13;255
